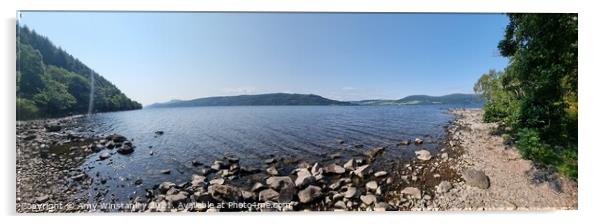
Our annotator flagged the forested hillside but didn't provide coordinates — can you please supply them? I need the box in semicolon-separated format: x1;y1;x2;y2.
16;25;142;120
474;14;578;178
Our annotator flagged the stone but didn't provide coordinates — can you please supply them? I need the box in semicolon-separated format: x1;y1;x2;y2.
440;152;449;160
414;138;424;144
344;187;358;198
375;202;393;211
251;182;265;192
158;182;176;193
107;134;128;143
400;187;421;199
35;194;50;203
264;158;276;164
298;185;322;203
191;175;206;187
323;163;345;174
134;179;143;185
329;152;342;159
210;178;225;185
99;151;111;160
45;124;62;132
295;169;315;188
154;131;164;135
365;181;378;191
166;192;188;205
374;171;387;178
160;169;171;174
266;166;279;176
353;164;370;178
364;146;385;159
462;169;490;189
398;140;411;145
258;189;280;202
278;185;295;203
360;194;377;205
311;163;322;176
71;173;86;181
266;176;294;190
117;144;134;154
191;160;202;166
211;161;225;170
343;159;356;171
208;184;242;202
415;150;432;161
334;200;347;209
241;190;255;201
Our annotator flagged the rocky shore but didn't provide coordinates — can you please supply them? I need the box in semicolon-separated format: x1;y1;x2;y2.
16;108;577;212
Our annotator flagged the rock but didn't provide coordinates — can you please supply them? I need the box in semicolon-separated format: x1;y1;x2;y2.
323;163;345;174
107;134;127;143
414;138;424;144
360;194;377;205
251;182;265;192
311;163;322;176
365;181;378;191
264;158;276;164
266;166;279;176
35;194;50;203
191;160;203;166
400;187;421;199
191;175;206;187
334;200;347;209
278;185;295;203
374;171;387;178
343;159;356;171
329;152;342;159
398;140;410;145
375;202;393;211
462;169;490;189
117;144;134;154
338;140;345;144
45;124;62;132
440;152;449;160
211;161;225;170
364;146;385;159
258;189;280;202
134;179;143;185
158;182;176;193
266;176;294;190
166;192;188;205
154;131;164;135
71;173;86;181
241;190;255;201
437;181;453;193
99;151;111;160
298;185;322;203
225;156;239;163
208;184;242;202
210;178;225;185
295;169;315;188
344;187;358;198
353;164;370;178
415;150;432;161
160;169;171;174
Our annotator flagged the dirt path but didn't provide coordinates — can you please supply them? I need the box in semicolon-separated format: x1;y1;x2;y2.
431;109;578;210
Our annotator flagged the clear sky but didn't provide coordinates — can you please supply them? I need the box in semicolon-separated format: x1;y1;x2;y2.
18;12;509;106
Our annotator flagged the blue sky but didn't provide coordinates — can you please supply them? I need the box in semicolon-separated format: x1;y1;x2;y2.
19;12;509;105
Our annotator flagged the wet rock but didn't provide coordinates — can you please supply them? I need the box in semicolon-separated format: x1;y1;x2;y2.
366;181;378;192
266;166;279;176
374;171;387;178
134;179;143;185
414;138;424;144
99;151;111;160
364;146;385;159
117;144;134;154
415;150;432;161
298;185;322;203
158;182;176;193
353;164;370;178
191;160;203;166
107;134;127;143
258;188;279;202
344;187;358;198
360;194;377;205
154;131;164;135
329;152;342;159
398;140;410;145
264;158;276;164
266;176;294;191
400;187;421;199
462;169;490;189
323;163;345;175
160;169;171;175
343;159;356;171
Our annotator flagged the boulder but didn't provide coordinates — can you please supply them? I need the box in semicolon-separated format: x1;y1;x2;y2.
209;178;225;185
117;144;134;154
400;187;421;199
166;192;188;205
191;175;206;187
414;138;424;144
343;159;356;171
353;164;370;178
364;146;385;159
266;166;279;176
266;176;294;190
99;151;111;160
298;185;322;203
295;169;316;188
462;169;490;189
323;163;345;175
258;189;280;202
251;182;265;192
360;194;377;205
158;182;176;193
365;181;378;191
344;187;358;198
207;184;242;202
107;134;127;143
415;150;432;161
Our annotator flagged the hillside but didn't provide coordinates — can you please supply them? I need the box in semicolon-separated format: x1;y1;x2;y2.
16;25;142;120
147;93;352;108
396;93;483;105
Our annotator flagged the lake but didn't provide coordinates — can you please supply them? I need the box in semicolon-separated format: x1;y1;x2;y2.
75;105;463;202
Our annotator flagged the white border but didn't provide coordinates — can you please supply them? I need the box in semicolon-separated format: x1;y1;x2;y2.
2;1;600;224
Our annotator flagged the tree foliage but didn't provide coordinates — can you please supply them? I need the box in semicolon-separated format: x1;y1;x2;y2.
16;25;142;120
474;14;578;179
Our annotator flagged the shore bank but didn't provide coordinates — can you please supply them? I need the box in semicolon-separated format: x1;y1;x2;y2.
15;108;577;212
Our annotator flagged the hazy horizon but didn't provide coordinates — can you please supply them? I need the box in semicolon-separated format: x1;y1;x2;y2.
18;12;509;106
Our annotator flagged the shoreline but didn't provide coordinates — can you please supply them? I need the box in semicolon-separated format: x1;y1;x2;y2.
15;108;577;212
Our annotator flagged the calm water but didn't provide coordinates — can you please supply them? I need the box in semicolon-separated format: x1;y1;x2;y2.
76;105;461;202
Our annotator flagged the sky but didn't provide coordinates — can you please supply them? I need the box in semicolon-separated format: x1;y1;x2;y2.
18;12;509;106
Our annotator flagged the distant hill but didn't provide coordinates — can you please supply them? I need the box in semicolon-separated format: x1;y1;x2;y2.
146;93;352;108
16;25;142;120
396;93;483;105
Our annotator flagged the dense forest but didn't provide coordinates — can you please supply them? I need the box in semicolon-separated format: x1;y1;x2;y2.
16;25;142;120
474;14;578;178
147;93;352;108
